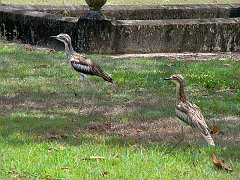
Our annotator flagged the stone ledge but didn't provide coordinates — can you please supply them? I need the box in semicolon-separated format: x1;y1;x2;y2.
0;5;78;47
0;4;240;53
1;4;240;19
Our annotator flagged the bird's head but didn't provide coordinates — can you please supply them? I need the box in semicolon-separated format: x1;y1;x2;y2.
164;74;185;85
50;33;71;44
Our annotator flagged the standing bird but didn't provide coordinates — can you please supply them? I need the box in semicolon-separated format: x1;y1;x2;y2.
50;33;113;83
164;74;215;147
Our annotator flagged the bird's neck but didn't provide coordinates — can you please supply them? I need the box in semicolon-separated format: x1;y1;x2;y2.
64;41;74;55
176;83;188;103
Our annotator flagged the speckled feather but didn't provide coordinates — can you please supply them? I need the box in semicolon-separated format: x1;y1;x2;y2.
176;101;210;135
165;74;215;146
70;53;113;83
51;33;113;83
176;93;214;146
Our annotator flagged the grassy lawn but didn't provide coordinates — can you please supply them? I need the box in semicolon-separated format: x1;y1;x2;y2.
0;42;239;179
1;0;239;5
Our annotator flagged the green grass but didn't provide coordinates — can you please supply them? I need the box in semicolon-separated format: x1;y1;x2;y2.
0;42;239;179
1;0;239;5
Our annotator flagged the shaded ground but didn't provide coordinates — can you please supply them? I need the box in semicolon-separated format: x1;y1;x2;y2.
87;116;240;145
0;43;239;179
1;88;239;145
1;43;239;147
111;52;240;61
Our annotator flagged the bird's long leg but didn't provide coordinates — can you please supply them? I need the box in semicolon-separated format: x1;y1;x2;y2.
86;78;97;91
85;77;98;111
87;79;97;110
173;126;185;149
192;130;198;163
78;74;87;113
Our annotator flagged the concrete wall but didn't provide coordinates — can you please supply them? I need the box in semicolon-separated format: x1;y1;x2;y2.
3;4;240;20
0;5;78;49
0;4;240;53
114;18;240;53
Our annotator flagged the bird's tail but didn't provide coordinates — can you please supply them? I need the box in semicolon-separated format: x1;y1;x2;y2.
201;132;215;146
99;70;113;83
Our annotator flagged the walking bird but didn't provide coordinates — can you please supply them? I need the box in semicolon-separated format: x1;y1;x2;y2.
50;33;113;83
164;74;215;147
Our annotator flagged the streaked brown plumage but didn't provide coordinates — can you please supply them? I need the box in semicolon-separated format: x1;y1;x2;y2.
50;33;113;83
164;74;215;146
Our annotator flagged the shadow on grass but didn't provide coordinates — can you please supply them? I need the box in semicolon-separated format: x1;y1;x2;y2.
1;89;240;161
0;45;239;165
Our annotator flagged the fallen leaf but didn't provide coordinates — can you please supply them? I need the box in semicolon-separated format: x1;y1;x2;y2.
210;125;221;135
80;157;86;161
59;146;65;150
102;171;109;177
212;154;233;172
61;167;70;172
90;156;105;160
193;161;198;166
45;175;53;180
224;64;231;67
129;143;140;149
48;148;57;152
10;174;21;179
80;156;105;161
113;153;119;160
47;134;65;140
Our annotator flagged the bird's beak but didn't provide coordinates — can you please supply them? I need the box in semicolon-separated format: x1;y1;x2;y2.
50;36;58;39
163;77;171;80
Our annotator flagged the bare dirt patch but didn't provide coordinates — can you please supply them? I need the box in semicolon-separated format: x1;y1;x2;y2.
86;116;240;145
110;52;240;61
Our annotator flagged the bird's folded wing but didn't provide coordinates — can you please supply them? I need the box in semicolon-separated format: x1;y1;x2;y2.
71;53;94;66
176;102;210;136
71;61;99;76
71;53;113;83
70;54;99;74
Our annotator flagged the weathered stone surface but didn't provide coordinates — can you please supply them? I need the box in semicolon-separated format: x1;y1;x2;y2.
2;4;240;20
0;5;78;50
74;19;114;53
0;4;240;53
113;18;240;53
